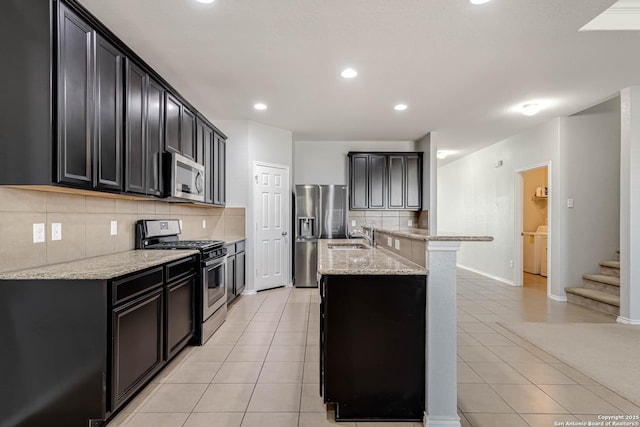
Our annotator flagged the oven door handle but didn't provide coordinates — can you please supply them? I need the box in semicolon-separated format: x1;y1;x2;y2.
204;256;227;268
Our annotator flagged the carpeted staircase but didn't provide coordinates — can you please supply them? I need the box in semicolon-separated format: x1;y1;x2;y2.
565;259;620;317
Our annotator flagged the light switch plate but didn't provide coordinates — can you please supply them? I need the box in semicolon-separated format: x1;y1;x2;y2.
33;223;45;243
51;223;62;241
202;219;207;229
395;239;400;250
567;198;574;208
387;237;392;246
351;220;356;227
110;220;118;236
407;219;413;227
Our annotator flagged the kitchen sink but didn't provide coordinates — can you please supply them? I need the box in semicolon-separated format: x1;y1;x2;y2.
327;243;369;250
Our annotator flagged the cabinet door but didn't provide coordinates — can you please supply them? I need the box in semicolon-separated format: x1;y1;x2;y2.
368;154;386;209
146;78;165;196
388;155;405;209
349;154;368;209
405;155;421;209
213;134;226;206
112;288;163;410
203;125;214;204
226;253;236;303
166;275;195;360
181;108;196;160
236;251;245;295
94;35;123;191
196;119;207;166
165;94;181;154
125;60;146;194
57;4;94;187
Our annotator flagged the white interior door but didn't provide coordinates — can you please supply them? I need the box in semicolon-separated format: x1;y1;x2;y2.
254;163;290;291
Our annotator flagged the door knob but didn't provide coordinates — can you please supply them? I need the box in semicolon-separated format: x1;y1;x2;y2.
282;231;288;236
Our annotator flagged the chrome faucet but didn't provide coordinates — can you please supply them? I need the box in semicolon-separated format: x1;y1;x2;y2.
349;223;374;246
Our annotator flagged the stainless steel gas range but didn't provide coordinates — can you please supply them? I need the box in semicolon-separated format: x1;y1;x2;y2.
136;219;227;345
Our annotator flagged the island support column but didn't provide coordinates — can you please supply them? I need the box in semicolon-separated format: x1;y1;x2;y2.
425;241;461;427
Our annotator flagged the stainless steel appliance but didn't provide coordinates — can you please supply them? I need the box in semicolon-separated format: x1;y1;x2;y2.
165;152;206;202
136;219;227;345
294;185;348;287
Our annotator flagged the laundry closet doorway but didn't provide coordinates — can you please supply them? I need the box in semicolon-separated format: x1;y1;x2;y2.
520;166;549;292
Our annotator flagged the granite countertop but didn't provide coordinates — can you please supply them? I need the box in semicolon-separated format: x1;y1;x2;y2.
224;236;246;245
365;226;493;242
0;250;200;281
317;239;427;276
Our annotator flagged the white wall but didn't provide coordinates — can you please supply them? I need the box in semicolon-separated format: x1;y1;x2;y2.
294;140;416;185
213;120;294;292
438;97;621;300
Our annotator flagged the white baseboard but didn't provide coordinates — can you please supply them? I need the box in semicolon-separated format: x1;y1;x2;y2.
424;414;461;427
617;316;640;325
548;294;567;302
456;264;515;286
241;290;257;295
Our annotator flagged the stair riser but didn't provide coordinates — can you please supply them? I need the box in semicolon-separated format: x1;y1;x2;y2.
600;266;620;278
567;293;619;317
583;279;620;296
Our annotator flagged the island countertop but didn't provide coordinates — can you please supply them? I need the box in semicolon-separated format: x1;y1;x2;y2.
0;249;200;281
317;239;427;276
364;226;494;242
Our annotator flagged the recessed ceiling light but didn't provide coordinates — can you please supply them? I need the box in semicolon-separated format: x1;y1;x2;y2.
521;103;540;116
254;103;267;111
470;0;491;4
437;150;454;160
195;0;215;3
394;104;408;111
341;68;358;79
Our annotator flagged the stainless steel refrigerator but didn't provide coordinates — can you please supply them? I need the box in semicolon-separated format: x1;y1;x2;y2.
294;185;348;287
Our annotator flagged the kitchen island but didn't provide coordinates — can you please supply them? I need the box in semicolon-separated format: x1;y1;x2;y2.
317;239;427;421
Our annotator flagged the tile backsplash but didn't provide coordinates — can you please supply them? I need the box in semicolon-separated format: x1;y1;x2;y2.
0;187;245;273
347;210;420;234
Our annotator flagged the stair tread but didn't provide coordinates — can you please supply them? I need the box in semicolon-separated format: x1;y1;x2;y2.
566;287;620;306
583;274;620;286
599;260;620;269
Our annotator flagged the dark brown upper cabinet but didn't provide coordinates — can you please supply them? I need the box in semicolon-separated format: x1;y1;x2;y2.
181;108;197;161
348;152;422;211
58;4;123;191
164;96;199;163
213;133;226;206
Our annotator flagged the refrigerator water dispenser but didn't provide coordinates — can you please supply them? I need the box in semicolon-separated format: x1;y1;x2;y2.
298;217;316;238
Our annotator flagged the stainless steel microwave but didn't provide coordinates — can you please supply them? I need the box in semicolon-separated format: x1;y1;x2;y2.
165;152;205;202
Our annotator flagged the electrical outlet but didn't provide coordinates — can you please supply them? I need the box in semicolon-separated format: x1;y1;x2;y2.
395;239;400;250
179;219;183;230
387;237;392;246
567;198;574;208
33;223;45;243
509;260;514;268
51;223;62;241
110;221;118;236
407;219;413;227
202;219;207;229
351;220;356;227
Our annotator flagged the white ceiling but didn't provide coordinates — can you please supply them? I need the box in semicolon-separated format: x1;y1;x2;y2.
77;0;640;162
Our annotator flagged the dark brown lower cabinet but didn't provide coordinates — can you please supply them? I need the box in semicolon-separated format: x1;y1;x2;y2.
166;275;195;360
111;287;164;410
225;240;246;303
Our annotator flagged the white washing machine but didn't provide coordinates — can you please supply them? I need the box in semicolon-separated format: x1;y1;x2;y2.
523;225;547;275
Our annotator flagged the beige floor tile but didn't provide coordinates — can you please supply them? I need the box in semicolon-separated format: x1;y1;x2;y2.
266;345;306;362
193;384;254;412
458;322;496;334
491;385;568;414
259;361;304;383
519;413;579;427
252;312;283;322
212;362;263;383
463;413;529;427
298;412;356;426
457;384;513;413
205;331;243;346
277;321;309;332
538;385;621;414
105;411;135;427
240;412;299;427
458;333;482;346
183;412;244;427
548;364;598;385
305;346;320;362
139;384;208;412
164;361;222;384
468;362;530;384
227;346;270;362
457;346;503;363
188;346;234;362
247;383;302;412
272;331;308;346
585;385;640;413
304;361;320;383
125;413;189;427
509;363;576;385
488;347;544;363
217;320;250;333
301;383;326;412
458;362;485;384
244;321;279;332
236;332;275;346
470;333;516;347
459;413;471;427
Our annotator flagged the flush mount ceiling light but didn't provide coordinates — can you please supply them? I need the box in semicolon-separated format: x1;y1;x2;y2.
394;104;408;111
253;103;268;111
437;150;454;159
469;0;491;4
195;0;215;3
341;68;358;79
521;103;541;116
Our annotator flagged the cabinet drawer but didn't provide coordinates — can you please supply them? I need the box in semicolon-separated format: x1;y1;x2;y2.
166;256;197;283
226;243;236;256
112;266;164;306
235;240;245;252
